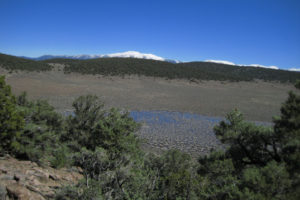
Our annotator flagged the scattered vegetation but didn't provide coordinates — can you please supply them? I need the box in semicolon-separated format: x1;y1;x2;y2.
0;75;299;199
1;52;300;82
48;57;300;83
0;53;52;72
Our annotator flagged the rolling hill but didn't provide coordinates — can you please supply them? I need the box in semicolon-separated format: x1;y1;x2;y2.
1;52;300;83
0;53;52;71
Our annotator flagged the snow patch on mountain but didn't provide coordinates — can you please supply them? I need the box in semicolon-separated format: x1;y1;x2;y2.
33;51;180;63
24;52;297;71
205;60;279;70
205;60;236;65
104;51;165;61
288;68;300;72
248;64;279;70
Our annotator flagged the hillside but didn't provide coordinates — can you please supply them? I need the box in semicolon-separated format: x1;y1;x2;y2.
45;57;300;83
0;53;52;71
1;53;300;83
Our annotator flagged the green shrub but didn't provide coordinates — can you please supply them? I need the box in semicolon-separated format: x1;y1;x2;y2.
55;180;103;200
197;81;300;199
50;145;71;168
14;92;65;164
63;95;104;150
0;76;24;154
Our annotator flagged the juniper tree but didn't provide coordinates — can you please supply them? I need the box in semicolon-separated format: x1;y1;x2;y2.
0;76;24;154
197;80;300;199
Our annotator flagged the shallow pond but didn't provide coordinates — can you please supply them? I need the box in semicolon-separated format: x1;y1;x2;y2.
130;110;225;155
129;110;272;155
63;110;272;155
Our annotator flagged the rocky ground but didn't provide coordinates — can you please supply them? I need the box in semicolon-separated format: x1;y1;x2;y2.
0;156;82;200
131;111;272;157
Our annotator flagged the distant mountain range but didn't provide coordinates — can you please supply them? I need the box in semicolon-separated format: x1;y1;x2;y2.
22;51;181;64
21;51;299;71
1;52;300;83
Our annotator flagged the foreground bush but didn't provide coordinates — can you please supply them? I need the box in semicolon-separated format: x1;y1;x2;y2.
0;76;24;154
1;75;299;199
197;81;300;199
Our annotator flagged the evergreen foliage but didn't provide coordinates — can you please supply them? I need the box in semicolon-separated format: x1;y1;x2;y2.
0;76;24;154
0;76;299;199
273;82;300;198
197;81;300;199
0;53;52;71
63;95;105;150
16;95;65;164
52;57;300;83
66;96;146;199
148;150;196;199
1;52;300;82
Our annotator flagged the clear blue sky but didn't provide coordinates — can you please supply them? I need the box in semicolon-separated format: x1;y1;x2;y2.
0;0;299;69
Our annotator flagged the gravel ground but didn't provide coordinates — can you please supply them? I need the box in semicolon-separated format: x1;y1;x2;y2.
131;111;272;157
61;109;272;157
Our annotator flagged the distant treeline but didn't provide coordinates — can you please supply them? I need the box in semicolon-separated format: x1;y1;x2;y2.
0;53;52;71
1;53;300;83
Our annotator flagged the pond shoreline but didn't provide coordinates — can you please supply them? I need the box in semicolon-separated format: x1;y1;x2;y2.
62;110;272;156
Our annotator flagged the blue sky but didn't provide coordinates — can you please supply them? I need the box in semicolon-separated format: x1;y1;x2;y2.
0;0;299;70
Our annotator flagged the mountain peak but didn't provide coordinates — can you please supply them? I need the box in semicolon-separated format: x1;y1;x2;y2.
104;51;165;61
31;51;180;63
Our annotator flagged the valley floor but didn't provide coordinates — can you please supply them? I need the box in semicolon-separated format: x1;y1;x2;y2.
1;67;298;156
1;66;296;122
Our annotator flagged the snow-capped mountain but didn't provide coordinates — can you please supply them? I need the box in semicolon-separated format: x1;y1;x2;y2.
28;51;181;63
21;51;299;71
102;51;165;61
